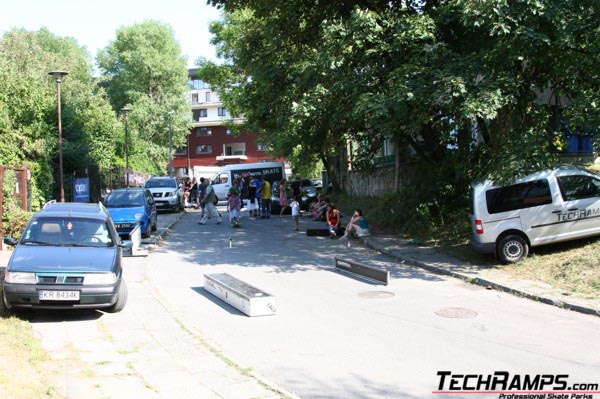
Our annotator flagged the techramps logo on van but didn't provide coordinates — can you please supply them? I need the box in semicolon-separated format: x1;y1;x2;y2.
555;208;600;223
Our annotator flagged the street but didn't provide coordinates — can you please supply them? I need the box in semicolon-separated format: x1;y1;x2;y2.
21;207;600;398
146;208;600;398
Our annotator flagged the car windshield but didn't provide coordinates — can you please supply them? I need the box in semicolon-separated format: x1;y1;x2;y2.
104;191;144;207
21;217;114;247
145;179;176;188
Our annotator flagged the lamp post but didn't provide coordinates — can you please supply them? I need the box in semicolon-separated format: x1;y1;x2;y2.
121;107;132;187
49;71;68;202
167;111;174;176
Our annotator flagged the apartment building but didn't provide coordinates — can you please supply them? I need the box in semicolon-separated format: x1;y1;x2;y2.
172;69;284;178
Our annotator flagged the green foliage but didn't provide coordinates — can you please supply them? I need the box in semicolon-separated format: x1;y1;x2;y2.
97;21;192;175
2;169;33;239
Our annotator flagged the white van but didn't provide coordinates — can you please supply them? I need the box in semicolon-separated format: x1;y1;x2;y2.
470;166;600;263
210;162;286;199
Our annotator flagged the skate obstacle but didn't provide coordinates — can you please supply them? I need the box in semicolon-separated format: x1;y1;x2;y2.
204;273;276;317
334;257;389;285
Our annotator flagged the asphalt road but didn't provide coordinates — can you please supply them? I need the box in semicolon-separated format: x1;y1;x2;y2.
145;208;600;399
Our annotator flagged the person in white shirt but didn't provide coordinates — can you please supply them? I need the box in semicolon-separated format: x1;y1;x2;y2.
291;198;300;231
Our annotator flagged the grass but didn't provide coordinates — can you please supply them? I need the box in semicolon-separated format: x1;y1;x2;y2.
0;315;60;398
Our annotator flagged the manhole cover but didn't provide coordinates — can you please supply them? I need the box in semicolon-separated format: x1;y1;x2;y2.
358;291;395;299
434;307;478;319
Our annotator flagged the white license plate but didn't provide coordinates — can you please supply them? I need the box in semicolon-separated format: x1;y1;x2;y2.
39;290;80;301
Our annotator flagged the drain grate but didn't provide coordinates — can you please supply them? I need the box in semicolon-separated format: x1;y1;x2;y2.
358;291;395;299
435;307;478;319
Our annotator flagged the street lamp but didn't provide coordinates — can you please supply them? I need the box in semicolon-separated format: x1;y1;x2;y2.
167;111;174;176
121;107;132;187
49;71;68;202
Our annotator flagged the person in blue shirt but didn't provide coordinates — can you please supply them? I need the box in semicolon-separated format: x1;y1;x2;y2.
341;208;370;239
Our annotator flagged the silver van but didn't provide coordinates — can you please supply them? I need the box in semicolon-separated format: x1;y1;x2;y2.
469;166;600;263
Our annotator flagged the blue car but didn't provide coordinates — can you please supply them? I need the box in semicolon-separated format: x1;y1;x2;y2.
104;188;157;239
1;202;128;313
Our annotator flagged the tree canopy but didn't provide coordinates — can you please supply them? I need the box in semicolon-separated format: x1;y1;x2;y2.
200;0;599;188
97;20;192;174
0;28;122;207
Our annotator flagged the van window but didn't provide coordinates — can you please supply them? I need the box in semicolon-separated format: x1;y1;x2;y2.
557;175;600;201
217;174;229;184
486;179;552;214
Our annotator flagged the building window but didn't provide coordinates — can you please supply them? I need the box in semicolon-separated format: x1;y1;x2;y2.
206;92;211;102
196;145;212;154
257;143;268;151
196;128;212;137
192;109;208;121
218;107;227;117
226;129;233;135
191;93;199;104
174;147;187;156
189;79;209;90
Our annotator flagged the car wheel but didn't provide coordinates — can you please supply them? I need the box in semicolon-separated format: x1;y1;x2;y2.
151;217;158;232
105;280;128;313
497;234;529;264
142;229;150;239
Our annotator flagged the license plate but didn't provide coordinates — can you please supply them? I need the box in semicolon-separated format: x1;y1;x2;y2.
115;223;132;229
39;290;80;301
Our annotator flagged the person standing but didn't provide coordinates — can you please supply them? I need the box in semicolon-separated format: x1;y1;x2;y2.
279;179;289;218
291;197;300;231
246;177;258;220
198;177;208;218
227;182;241;227
254;175;263;217
190;177;199;208
199;180;222;225
260;176;272;219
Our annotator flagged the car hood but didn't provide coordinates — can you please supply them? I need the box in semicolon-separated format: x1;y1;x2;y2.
107;206;145;222
9;246;118;273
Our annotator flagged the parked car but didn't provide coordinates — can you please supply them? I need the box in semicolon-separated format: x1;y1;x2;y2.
470;165;600;263
272;179;318;212
103;188;157;239
144;176;183;212
1;202;128;313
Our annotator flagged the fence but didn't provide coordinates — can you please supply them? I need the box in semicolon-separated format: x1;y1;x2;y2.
341;162;417;197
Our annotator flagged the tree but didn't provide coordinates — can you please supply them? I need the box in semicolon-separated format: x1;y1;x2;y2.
0;28;122;206
201;0;600;232
97;21;192;175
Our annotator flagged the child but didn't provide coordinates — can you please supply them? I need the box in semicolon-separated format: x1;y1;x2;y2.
291;198;300;231
227;188;241;227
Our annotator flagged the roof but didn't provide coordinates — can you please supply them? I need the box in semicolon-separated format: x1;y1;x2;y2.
39;202;108;220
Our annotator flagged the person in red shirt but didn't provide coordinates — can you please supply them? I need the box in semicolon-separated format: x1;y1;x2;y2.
326;203;342;238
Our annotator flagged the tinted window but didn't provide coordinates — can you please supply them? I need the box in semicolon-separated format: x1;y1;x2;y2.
557;175;600;201
145;179;176;188
486;179;552;214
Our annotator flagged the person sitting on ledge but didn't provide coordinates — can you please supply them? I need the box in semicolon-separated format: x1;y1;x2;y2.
340;208;370;240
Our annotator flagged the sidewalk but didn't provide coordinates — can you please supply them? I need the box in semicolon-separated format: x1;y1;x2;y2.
362;234;600;317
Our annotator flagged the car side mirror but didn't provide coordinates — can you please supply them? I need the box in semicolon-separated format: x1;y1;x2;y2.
118;240;134;249
3;237;18;246
178;183;183;188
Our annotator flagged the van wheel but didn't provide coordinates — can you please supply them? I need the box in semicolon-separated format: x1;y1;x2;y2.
497;235;529;263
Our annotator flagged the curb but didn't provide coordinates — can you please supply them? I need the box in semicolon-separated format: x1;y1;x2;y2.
363;237;600;318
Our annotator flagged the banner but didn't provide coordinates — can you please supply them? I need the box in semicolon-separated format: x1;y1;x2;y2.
73;178;90;202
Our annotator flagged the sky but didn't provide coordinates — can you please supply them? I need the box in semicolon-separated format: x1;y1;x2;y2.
0;0;223;70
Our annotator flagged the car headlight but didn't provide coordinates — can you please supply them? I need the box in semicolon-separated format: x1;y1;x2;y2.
307;192;317;197
134;212;143;220
84;273;117;285
5;272;37;284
